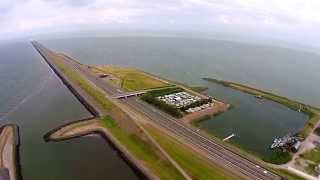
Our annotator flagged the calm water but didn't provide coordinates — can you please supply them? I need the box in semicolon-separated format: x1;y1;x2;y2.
0;42;138;179
41;37;317;158
200;81;307;158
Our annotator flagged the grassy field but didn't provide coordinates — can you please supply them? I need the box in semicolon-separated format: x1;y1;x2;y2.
203;77;320;138
100;117;185;180
46;52;114;111
144;125;234;180
93;65;170;91
300;148;320;164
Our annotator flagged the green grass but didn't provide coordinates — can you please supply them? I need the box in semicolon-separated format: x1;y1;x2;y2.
100;117;184;180
93;65;169;91
144;87;183;97
47;52;114;110
274;169;305;180
305;163;318;176
299;114;319;138
300;148;320;164
262;149;292;165
145;125;234;180
188;86;208;93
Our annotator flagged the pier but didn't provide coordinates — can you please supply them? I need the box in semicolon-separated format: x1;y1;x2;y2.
223;133;235;141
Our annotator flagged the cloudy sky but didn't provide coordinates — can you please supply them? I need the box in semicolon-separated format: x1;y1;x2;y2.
1;0;320;46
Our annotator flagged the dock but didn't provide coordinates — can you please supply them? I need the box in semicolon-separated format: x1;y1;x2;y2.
223;133;235;141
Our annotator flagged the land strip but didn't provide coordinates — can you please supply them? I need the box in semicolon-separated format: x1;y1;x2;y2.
32;41;282;180
0;125;20;180
33;42;188;180
143;123;240;179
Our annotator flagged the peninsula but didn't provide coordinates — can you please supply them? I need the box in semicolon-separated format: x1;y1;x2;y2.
32;41;284;180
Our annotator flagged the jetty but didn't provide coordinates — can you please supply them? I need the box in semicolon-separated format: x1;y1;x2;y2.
223;133;235;141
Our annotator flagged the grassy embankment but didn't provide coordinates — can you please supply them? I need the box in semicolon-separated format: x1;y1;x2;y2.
47;52;114;111
91;65;170;92
45;50;185;179
188;86;208;93
144;125;234;180
100;117;184;180
203;77;320;138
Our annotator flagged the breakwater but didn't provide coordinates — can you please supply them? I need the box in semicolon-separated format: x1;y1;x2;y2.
43;119;152;180
32;41;154;180
32;42;100;117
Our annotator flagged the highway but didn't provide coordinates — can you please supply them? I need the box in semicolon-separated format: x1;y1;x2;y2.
70;60;282;180
122;97;282;180
36;43;283;180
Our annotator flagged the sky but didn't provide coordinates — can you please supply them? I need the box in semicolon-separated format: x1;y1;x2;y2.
1;0;320;47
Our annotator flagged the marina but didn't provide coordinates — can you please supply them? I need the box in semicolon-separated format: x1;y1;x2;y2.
270;134;301;152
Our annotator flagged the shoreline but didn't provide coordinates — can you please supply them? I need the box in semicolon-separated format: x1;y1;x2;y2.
181;101;230;124
203;77;320;138
32;42;102;117
32;41;283;179
0;124;21;180
44;119;153;180
32;42;157;180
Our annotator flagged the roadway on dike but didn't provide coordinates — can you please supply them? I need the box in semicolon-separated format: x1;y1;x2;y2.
36;44;282;180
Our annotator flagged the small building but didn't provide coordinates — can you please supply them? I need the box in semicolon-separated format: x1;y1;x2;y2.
291;141;301;152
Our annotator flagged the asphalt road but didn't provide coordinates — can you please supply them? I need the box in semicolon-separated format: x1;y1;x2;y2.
58;51;282;180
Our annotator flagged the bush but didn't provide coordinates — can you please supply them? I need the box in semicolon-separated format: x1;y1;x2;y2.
141;93;183;118
146;87;183;97
263;149;292;165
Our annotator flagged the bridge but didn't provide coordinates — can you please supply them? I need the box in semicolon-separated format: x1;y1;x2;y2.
112;90;148;99
112;86;176;99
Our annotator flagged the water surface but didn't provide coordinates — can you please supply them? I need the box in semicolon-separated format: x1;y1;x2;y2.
0;42;139;180
41;37;315;158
